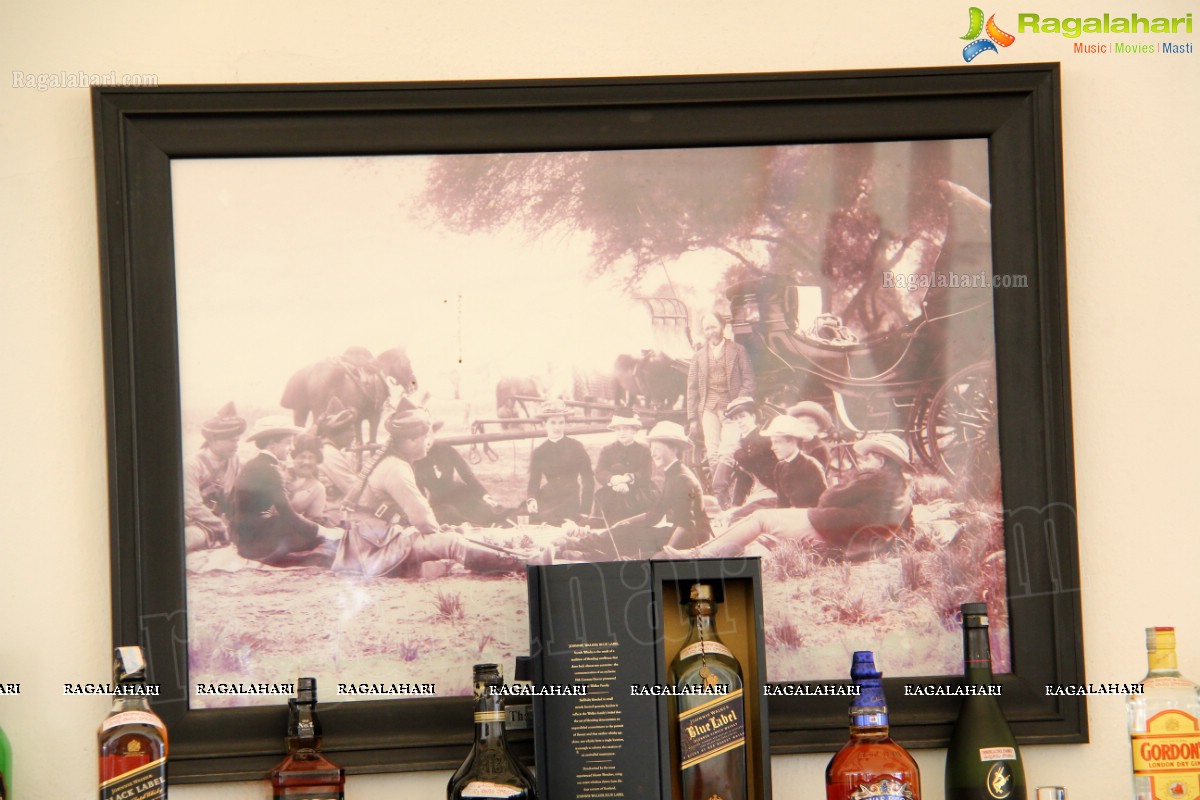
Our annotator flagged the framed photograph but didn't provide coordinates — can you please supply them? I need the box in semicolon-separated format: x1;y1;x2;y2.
93;64;1083;783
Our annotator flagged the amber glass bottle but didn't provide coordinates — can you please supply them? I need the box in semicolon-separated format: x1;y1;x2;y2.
826;651;921;800
447;664;537;800
268;678;344;799
98;646;167;800
669;582;747;800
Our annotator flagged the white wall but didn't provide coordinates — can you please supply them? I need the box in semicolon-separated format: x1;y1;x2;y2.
1;0;1197;797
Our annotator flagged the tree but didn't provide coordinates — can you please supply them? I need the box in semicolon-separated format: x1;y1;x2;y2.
420;142;976;336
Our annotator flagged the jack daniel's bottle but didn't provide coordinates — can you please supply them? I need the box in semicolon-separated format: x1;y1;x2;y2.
669;583;747;800
98;646;167;800
945;603;1026;799
447;664;537;800
268;678;344;799
825;651;920;800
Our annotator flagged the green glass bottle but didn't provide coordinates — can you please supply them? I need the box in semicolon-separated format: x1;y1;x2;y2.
447;664;537;800
669;583;747;800
945;603;1026;800
0;717;10;799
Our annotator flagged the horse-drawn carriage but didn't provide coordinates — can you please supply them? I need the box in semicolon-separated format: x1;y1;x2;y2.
727;275;998;484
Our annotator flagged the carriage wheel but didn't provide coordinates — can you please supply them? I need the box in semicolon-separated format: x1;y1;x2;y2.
926;361;999;485
908;395;940;469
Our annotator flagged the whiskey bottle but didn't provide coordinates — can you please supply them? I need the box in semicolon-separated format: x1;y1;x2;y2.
447;663;537;800
669;582;747;800
945;603;1026;799
268;678;344;799
1127;627;1200;800
825;651;921;800
98;646;167;800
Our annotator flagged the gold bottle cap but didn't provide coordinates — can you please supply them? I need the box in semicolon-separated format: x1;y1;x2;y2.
1147;627;1176;652
690;583;713;601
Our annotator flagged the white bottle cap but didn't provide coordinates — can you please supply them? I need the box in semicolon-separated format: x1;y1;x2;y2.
1036;788;1066;800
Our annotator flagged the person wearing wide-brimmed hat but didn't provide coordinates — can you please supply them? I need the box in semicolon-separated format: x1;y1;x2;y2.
761;414;827;509
232;415;340;567
591;410;657;523
333;398;522;577
551;421;712;562
686;312;756;505
183;401;246;552
315;397;359;501
786;400;833;471
525;399;594;525
665;432;911;562
723;397;777;518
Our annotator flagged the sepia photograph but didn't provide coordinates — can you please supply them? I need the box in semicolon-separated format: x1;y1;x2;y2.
172;138;1010;710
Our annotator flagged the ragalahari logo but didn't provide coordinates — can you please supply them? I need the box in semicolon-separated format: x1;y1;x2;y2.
961;8;1017;61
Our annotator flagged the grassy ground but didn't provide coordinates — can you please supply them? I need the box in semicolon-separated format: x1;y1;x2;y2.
185;401;1010;707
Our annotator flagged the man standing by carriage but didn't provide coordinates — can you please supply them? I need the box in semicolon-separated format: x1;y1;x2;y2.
183;402;245;553
686;311;755;508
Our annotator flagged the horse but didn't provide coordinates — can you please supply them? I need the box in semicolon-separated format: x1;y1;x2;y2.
495;375;543;428
612;350;686;410
280;347;392;446
376;346;418;395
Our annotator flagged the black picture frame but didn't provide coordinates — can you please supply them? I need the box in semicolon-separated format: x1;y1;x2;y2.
93;63;1083;784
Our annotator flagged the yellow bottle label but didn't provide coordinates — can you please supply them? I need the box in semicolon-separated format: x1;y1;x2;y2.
1131;709;1200;800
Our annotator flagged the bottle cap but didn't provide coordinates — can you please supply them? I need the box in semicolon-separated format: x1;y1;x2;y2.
690;583;713;602
297;676;318;702
850;651;881;682
1147;627;1176;652
1036;788;1066;800
473;663;503;684
514;656;532;682
113;646;147;684
961;602;989;627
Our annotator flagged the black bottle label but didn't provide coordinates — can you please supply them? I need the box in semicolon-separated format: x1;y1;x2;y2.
984;762;1016;798
678;688;746;770
99;757;166;800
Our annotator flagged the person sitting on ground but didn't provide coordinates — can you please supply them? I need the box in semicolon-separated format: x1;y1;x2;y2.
184;401;245;552
315;397;359;501
722;397;778;523
334;398;523;577
286;433;332;525
232;416;342;568
763;414;828;510
414;419;508;526
591;410;658;524
525;399;594;525
547;421;712;562
786;401;834;471
664;433;912;562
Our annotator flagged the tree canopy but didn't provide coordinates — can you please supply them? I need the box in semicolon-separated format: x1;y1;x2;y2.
419;142;983;336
